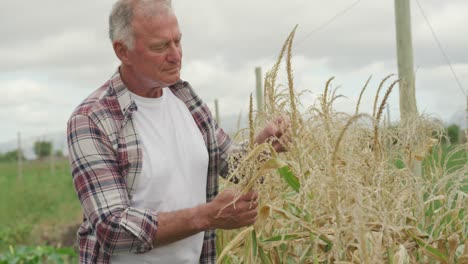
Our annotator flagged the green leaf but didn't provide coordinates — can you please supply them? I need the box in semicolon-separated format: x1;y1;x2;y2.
407;230;448;262
54;247;77;256
251;229;258;257
287;255;297;264
262;234;299;243
278;166;300;193
299;244;312;264
387;246;395;264
258;246;271;264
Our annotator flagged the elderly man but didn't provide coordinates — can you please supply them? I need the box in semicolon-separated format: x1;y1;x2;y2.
67;0;288;263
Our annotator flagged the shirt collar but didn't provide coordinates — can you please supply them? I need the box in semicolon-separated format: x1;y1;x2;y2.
109;68;189;116
109;68;137;117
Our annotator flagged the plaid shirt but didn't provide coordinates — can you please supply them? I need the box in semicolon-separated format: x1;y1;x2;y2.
67;70;236;263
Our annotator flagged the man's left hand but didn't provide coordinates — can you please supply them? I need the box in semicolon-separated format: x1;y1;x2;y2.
254;116;291;152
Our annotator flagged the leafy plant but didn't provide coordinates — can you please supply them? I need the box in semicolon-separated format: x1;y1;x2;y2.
447;124;460;144
0;246;77;264
33;141;53;159
217;27;467;263
0;225;32;250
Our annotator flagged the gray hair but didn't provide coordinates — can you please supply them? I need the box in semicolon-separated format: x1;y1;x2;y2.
109;0;173;50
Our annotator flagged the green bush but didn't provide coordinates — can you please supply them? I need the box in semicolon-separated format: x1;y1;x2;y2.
34;141;52;159
0;225;32;249
0;246;77;264
0;150;24;163
447;124;460;144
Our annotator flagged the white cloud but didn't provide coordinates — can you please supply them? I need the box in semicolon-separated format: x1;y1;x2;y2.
2;79;50;107
0;0;467;143
0;78;89;141
415;64;467;119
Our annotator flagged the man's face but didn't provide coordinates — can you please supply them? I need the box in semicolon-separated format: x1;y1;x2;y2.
127;10;182;87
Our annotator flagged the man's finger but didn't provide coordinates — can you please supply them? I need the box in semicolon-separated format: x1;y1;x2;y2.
240;210;258;223
240;191;258;201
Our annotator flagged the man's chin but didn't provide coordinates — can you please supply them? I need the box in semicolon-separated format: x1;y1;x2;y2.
166;74;181;85
152;72;181;87
157;79;179;88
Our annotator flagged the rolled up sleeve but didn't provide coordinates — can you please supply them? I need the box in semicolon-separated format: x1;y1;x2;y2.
68;114;157;255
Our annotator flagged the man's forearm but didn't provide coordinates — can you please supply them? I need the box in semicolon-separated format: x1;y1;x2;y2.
153;203;212;247
152;189;258;247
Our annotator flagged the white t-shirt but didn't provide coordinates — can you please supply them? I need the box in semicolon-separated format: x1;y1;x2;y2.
111;87;209;264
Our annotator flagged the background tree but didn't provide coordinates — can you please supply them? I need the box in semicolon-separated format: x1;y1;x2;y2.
34;141;53;159
446;124;460;144
0;150;24;162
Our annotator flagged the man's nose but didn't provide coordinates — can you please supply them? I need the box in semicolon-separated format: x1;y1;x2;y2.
167;42;181;62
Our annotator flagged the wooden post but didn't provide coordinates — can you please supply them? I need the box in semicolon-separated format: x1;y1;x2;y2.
214;99;220;125
255;67;263;112
395;0;418;121
395;0;421;176
50;145;55;177
17;132;23;180
464;94;467;143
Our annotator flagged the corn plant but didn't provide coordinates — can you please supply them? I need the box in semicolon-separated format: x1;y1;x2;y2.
217;27;467;264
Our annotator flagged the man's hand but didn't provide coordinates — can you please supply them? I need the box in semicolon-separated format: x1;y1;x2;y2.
205;189;258;230
154;189;258;246
254;116;291;152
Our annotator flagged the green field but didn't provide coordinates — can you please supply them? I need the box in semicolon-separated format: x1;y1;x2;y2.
0;144;466;262
0;158;81;252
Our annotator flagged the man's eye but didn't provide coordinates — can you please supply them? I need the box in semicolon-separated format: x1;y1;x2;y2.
151;44;167;51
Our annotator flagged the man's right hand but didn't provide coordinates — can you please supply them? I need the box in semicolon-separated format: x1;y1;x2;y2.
204;189;259;230
154;189;259;247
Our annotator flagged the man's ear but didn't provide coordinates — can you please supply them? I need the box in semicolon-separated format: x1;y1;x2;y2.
113;41;131;65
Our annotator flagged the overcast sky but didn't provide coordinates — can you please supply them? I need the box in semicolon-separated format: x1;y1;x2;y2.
1;0;467;144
